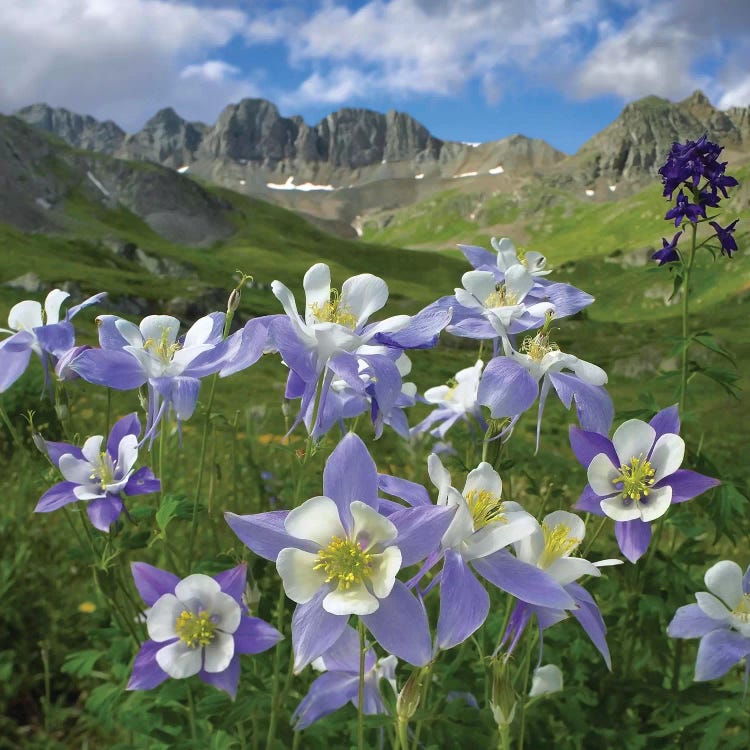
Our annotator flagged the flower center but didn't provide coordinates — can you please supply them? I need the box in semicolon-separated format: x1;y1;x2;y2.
732;594;750;623
314;536;373;589
538;523;579;568
89;451;116;488
465;489;507;530
521;332;559;362
613;456;655;501
175;610;217;648
484;282;518;308
310;289;358;328
143;328;182;364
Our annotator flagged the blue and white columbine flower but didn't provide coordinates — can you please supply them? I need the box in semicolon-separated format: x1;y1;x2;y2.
128;563;282;698
668;560;750;682
0;288;105;393
35;413;160;531
572;405;719;562
292;625;397;729
226;433;455;671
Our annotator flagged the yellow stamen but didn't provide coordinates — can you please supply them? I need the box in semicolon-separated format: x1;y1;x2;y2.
309;289;358;328
314;536;373;589
521;332;559;362
484;282;518;308
732;594;750;623
465;489;507;530
612;456;655;501
175;610;217;648
538;523;579;568
143;328;182;364
89;450;115;487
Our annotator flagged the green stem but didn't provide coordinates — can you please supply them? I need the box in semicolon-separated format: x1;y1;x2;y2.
517;636;534;750
397;717;410;750
358;619;366;750
679;221;698;415
186;680;198;747
0;403;24;452
581;516;608;558
410;662;433;750
265;586;288;750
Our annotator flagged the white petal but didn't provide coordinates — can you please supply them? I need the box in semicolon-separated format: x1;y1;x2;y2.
74;485;106;500
612;420;655;465
587;453;619;496
463;511;537;561
462;462;502;499
140;315;180;346
461;270;497;302
503;264;534;300
44;289;70;324
211;592;242;634
156;640;202;678
368;547;402;598
340;273;389;327
441;489;475;549
524;251;550;276
529;664;563;697
424;385;451;404
359;314;410;340
147;593;182;641
59;454;96;485
171;343;213;369
649;433;685;482
183;315;215;347
114;319;143;347
638;486;672;522
303;263;332;325
123;346;161;378
117;434;139;475
81;435;104;464
570;357;608;386
545;557;601;585
696;591;731;621
593;559;624;568
454;287;484;311
350;501;398;551
203;631;235;673
8;300;43;332
600;496;642;522
491;236;518;271
276;548;326;603
543;510;586;548
704;560;743;609
513;522;544;566
175;574;220;611
285;496;346;546
323;581;379;616
427;453;452;503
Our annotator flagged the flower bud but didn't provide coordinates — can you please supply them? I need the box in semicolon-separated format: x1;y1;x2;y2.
396;666;429;720
490;658;516;729
227;288;241;315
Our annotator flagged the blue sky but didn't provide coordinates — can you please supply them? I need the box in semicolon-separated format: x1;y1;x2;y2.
2;0;749;154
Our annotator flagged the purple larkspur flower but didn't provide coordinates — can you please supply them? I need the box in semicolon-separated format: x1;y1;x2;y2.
665;190;705;227
225;433;455;671
478;330;612;449
127;562;282;698
0;288;105;393
35;413;160;531
709;219;739;257
498;511;620;667
668;560;750;683
652;231;682;265
266;263;449;437
71;313;260;443
571;405;719;562
291;625;397;729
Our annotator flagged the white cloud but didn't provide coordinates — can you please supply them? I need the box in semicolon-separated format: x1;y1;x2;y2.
0;0;252;129
180;60;241;83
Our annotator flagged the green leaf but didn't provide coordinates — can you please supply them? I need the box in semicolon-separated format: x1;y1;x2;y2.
61;649;103;677
156;494;181;533
691;331;735;364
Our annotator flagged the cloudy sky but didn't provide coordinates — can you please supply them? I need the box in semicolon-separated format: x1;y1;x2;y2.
2;0;749;153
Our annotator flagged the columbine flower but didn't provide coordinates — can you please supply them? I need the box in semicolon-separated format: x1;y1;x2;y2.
652;231;682;265
127;563;282;698
34;413;160;531
411;359;487;439
291;625;397;729
477;317;612;448
499;511;619;667
268;263;449;436
71;313;251;442
667;560;750;682
226;433;454;671
0;288;105;393
571;405;719;562
425;456;574;650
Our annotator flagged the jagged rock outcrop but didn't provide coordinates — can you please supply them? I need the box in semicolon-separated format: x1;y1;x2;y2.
16;103;125;153
118;107;207;168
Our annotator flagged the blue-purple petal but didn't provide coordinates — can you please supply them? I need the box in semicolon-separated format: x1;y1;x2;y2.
0;341;32;392
361;580;431;667
437;550;490;650
35;481;80;513
220;317;269;377
34;321;75;357
127;640;170;690
292;671;359;730
378;473;431;507
131;562;180;606
566;582;611;668
213;563;247;603
225;510;312;561
43;441;84;468
649;404;680;439
478;356;538;418
695;628;750;681
71;349;147;390
388;505;455;567
233;615;283;654
574;484;606;515
199;654;240;699
107;412;141;457
569;425;618;469
539;281;594;318
458;243;497;270
615;519;652;563
124;466;161;496
548;372;613;435
87;494;124;532
371;306;451;350
668;604;723;639
663;469;719;503
471;549;575;609
292;590;348;672
66;291;107;320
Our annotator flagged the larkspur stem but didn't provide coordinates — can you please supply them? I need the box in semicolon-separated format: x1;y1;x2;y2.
679;220;698;415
